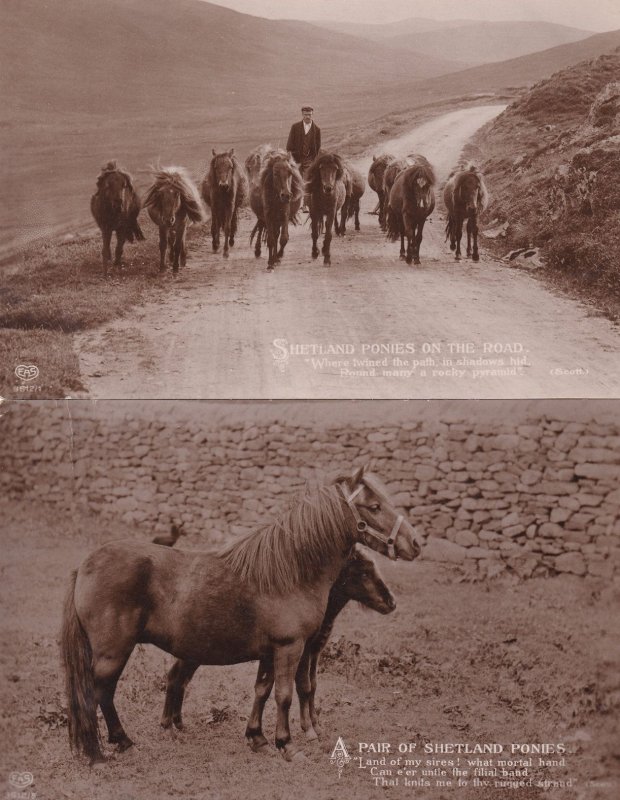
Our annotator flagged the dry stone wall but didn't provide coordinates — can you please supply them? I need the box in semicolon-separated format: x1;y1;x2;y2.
2;402;619;580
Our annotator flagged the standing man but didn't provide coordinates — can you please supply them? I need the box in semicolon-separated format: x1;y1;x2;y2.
287;106;321;209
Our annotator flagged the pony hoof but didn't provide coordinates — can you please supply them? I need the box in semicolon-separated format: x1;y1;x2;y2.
414;259;421;266
280;745;304;762
116;737;134;753
304;728;319;742
323;259;331;267
473;254;480;262
455;255;461;261
160;718;172;730
311;252;318;260
399;253;406;261
223;252;229;259
247;735;269;753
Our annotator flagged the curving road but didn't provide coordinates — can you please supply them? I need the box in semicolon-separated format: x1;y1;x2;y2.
76;106;620;399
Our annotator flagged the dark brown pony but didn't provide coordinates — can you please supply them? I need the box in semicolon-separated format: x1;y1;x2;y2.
90;161;144;273
306;152;346;266
143;167;205;272
368;154;396;231
338;163;366;234
250;150;304;270
387;160;436;265
444;165;489;262
60;466;419;764
162;546;395;746
201;149;249;258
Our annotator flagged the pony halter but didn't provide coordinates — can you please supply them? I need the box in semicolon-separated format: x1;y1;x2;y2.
338;482;404;560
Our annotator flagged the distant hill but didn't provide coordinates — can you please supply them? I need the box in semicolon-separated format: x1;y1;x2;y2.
1;0;465;117
412;29;620;98
309;17;478;40
313;19;593;65
388;21;593;65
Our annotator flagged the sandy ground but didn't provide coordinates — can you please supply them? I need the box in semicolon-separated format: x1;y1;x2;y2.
1;501;619;800
73;106;620;400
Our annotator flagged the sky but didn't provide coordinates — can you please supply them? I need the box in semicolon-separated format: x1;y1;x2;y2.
205;0;620;31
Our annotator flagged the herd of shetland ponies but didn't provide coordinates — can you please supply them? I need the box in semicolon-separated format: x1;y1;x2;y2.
90;147;489;274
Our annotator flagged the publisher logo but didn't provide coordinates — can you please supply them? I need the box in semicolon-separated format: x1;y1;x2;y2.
8;774;33;791
15;365;39;382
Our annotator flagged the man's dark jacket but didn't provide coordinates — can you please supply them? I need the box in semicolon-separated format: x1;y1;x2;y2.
286;121;321;166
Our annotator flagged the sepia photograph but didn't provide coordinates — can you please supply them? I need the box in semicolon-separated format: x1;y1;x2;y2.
1;398;619;799
1;0;620;399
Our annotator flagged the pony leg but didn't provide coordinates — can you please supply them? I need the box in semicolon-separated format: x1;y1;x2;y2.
222;211;232;259
253;222;263;258
379;193;386;231
277;210;290;261
471;215;480;262
161;659;199;730
400;230;406;261
273;640;306;761
211;216;220;252
455;216;464;261
337;200;346;236
158;226;167;271
354;200;360;231
93;649;134;752
245;655;274;752
101;228;112;271
466;215;473;258
295;645;320;741
230;208;238;247
113;232;125;267
266;224;277;271
311;215;319;260
323;206;335;266
414;219;426;265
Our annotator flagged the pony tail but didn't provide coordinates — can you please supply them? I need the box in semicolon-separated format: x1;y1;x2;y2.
385;205;400;242
61;571;103;764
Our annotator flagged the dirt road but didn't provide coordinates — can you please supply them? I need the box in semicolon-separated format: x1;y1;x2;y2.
76;106;620;399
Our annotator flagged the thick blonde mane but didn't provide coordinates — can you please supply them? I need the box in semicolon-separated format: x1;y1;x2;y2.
219;483;352;594
144;166;205;222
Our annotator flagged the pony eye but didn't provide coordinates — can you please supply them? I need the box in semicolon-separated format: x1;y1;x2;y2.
369;504;380;512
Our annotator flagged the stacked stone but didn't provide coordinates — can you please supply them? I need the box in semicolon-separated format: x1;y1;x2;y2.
1;406;618;580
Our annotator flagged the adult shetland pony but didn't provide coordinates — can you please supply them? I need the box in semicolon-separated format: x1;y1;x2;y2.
162;547;395;746
387;160;436;265
201;149;249;259
250;150;304;270
338;163;366;234
60;466;419;764
444;165;489;262
368;154;395;231
90;161;144;273
306;152;346;266
143;167;205;272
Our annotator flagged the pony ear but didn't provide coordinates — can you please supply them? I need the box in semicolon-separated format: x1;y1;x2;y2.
212;148;216;156
228;148;235;157
350;464;365;489
372;155;377;162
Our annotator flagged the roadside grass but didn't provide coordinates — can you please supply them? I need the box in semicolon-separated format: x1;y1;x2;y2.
0;232;179;397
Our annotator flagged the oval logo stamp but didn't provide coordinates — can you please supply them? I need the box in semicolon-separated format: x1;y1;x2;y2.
14;365;39;382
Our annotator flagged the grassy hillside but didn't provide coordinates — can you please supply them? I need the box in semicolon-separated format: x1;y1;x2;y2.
469;48;620;315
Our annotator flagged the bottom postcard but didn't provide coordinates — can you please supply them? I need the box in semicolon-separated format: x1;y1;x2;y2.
1;399;618;800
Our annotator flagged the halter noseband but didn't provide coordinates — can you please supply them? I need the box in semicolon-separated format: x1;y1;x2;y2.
338;481;404;560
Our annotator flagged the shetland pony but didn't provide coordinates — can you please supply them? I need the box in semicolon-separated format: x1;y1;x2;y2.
368;154;396;231
61;466;419;764
386;160;436;265
143;167;205;272
90;161;144;273
443;165;489;262
338;163;366;234
306;152;347;266
201;149;249;259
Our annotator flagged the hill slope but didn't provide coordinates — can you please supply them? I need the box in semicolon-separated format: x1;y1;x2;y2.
469;48;620;313
2;0;464;116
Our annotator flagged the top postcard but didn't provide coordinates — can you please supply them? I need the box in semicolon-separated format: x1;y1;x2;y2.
2;0;619;400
